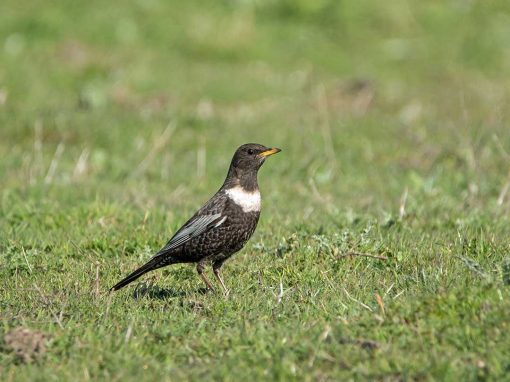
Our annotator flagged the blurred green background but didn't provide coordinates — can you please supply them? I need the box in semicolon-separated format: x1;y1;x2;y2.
2;0;510;211
1;1;510;380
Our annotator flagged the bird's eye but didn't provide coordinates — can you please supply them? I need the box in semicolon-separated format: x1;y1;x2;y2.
247;149;254;155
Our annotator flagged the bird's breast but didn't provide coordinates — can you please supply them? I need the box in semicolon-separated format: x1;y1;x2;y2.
225;186;261;213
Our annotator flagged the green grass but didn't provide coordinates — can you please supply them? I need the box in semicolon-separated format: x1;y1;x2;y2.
2;0;510;380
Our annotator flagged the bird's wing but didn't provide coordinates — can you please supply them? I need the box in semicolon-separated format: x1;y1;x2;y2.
155;193;229;255
156;213;226;254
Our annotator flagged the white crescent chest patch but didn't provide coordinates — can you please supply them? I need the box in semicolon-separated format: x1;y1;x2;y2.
225;186;261;213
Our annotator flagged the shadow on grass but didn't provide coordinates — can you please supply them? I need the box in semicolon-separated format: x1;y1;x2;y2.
131;283;210;300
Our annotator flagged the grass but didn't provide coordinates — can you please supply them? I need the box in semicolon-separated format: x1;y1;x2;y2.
1;0;510;380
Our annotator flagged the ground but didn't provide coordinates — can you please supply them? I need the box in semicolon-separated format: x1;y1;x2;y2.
1;1;510;380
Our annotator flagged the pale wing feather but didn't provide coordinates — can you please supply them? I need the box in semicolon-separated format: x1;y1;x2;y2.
156;213;224;254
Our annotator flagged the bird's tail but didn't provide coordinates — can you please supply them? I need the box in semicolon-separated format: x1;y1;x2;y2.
110;256;168;292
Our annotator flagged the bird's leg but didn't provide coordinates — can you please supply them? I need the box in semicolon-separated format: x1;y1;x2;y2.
196;260;215;292
213;261;229;297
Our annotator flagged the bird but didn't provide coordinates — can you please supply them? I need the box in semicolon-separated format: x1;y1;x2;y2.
110;143;281;295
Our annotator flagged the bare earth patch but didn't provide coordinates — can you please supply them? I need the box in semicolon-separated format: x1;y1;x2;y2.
4;327;50;363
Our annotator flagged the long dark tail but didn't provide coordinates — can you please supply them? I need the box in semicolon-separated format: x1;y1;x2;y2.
110;256;168;292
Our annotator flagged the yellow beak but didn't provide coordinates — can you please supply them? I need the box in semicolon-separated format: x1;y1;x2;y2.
259;147;281;157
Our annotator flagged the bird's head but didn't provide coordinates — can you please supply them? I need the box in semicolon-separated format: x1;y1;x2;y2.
225;143;281;189
231;143;281;171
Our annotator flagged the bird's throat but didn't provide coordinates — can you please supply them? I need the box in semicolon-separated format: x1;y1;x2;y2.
225;166;259;192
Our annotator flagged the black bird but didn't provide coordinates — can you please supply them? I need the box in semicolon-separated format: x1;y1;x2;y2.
111;143;281;295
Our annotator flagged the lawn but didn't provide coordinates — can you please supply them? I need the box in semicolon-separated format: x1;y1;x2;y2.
1;0;510;380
